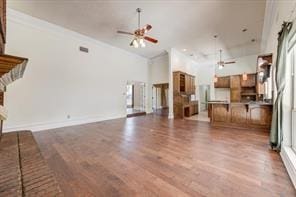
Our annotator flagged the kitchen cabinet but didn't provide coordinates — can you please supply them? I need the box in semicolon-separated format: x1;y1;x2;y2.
214;76;230;88
241;73;256;87
230;75;241;102
174;102;198;118
186;75;195;94
173;71;197;119
210;103;272;131
190;101;198;115
173;71;195;95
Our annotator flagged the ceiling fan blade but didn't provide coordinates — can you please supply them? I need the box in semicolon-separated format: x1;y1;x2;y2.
144;36;158;43
143;24;152;32
224;61;236;64
117;30;134;35
217;61;224;65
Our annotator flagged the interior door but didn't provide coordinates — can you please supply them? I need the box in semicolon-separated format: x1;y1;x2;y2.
126;84;134;108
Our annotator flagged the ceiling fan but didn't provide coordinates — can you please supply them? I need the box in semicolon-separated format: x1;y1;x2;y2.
217;49;236;69
117;8;158;48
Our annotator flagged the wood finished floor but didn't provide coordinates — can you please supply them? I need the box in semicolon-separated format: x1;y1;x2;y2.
34;115;296;197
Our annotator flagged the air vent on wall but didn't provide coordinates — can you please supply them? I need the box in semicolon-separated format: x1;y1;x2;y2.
79;46;89;53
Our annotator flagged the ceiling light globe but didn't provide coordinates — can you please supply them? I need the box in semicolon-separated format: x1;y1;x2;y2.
138;38;145;48
133;39;139;48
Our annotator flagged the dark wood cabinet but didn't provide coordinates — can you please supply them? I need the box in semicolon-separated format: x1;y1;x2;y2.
210;103;272;131
248;105;272;128
230;75;241;102
190;102;198;115
241;73;256;87
214;76;230;88
173;71;195;95
215;73;260;102
173;71;197;118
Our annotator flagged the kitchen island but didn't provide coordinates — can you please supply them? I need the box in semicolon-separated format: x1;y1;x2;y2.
208;101;273;131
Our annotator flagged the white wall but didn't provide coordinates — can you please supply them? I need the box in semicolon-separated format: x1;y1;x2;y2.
214;54;257;100
196;64;215;101
215;54;257;76
4;9;149;132
170;48;199;97
171;48;198;75
195;54;257;102
148;53;169;112
168;48;199;115
215;88;230;101
149;53;169;85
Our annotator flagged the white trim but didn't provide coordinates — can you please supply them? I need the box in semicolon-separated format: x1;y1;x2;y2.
3;114;125;132
281;146;296;188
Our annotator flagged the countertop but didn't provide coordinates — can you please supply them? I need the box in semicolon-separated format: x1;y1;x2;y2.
207;101;273;106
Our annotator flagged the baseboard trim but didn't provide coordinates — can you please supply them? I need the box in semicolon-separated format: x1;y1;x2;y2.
3;114;126;133
281;146;296;188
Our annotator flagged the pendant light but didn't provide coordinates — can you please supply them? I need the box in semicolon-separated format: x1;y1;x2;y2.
242;72;248;81
213;35;218;82
139;38;146;47
214;75;218;83
132;39;139;48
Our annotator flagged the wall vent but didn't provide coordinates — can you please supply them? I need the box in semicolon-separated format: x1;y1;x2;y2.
79;46;89;53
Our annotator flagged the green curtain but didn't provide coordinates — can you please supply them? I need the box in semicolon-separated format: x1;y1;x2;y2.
270;22;293;150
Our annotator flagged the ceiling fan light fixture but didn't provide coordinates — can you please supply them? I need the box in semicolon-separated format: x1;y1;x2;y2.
132;39;139;48
214;75;218;83
218;64;224;70
139;38;146;48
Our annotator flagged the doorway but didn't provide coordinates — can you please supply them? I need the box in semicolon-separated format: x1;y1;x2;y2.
126;81;146;117
152;83;169;116
126;84;134;108
185;84;210;122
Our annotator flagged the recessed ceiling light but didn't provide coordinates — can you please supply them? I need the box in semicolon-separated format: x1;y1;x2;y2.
182;49;187;52
242;28;248;32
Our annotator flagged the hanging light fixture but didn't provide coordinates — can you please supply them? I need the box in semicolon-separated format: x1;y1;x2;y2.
139;38;146;48
214;75;218;83
213;35;219;82
242;72;248;81
132;39;139;48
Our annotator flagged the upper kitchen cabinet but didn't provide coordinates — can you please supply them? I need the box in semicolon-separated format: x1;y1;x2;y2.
173;71;195;95
186;74;195;94
241;73;256;87
230;75;241;102
214;76;230;88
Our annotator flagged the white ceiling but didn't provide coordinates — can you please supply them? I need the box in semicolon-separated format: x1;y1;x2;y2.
8;0;266;62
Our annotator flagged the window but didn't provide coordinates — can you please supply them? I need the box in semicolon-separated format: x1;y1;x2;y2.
289;31;296;152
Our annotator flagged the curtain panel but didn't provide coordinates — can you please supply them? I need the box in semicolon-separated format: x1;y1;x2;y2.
270;22;293;150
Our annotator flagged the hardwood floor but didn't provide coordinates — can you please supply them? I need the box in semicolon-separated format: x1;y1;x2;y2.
33;115;296;197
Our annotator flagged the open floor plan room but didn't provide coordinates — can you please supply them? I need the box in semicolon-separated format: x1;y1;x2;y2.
1;0;296;196
34;115;295;196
